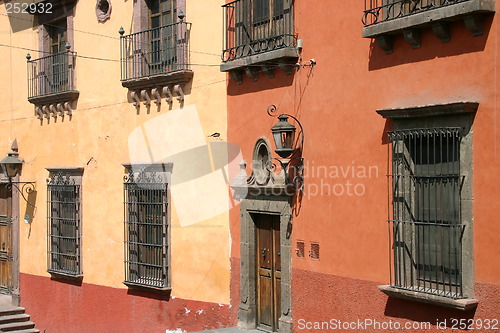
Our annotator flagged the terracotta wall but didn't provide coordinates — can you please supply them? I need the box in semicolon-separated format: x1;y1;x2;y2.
0;0;234;331
227;0;500;331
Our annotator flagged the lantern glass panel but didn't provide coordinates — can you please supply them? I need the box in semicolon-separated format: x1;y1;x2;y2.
273;132;283;150
283;131;295;149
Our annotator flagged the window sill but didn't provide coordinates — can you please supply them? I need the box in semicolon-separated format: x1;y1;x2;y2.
379;285;478;311
123;280;171;293
220;47;299;84
120;70;194;90
28;90;79;106
47;269;83;280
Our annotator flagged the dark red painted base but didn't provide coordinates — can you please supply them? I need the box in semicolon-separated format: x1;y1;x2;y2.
293;268;500;333
20;273;236;333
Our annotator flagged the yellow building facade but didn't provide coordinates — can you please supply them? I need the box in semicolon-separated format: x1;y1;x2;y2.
0;1;234;332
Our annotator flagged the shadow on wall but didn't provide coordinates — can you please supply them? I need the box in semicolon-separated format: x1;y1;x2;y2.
368;16;493;71
127;287;172;301
227;69;295;96
384;296;476;328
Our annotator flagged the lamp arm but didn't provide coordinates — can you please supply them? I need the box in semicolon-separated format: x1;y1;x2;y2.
7;182;36;209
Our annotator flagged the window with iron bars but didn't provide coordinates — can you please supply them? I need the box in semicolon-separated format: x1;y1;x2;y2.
388;127;465;299
123;165;171;290
46;169;82;278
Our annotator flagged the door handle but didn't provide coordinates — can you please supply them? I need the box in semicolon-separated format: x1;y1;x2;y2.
261;248;267;257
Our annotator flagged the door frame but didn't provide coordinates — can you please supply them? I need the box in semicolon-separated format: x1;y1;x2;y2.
0;172;20;306
236;138;293;333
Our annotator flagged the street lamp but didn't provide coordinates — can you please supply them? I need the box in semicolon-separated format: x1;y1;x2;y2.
0;140;36;206
266;105;304;192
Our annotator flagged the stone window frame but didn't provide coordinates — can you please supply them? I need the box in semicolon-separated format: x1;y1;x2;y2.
122;163;173;292
46;167;84;279
37;1;75;61
376;102;477;311
133;0;185;34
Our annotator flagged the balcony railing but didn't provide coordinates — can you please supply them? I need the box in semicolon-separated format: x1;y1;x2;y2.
389;220;464;299
120;21;189;82
362;0;471;26
222;0;296;62
27;51;76;100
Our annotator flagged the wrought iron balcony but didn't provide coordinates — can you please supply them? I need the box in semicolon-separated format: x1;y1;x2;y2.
362;0;473;26
362;0;495;52
27;50;77;103
119;21;191;89
222;0;296;63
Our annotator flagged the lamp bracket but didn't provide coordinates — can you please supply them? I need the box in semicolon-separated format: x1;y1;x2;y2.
6;181;36;208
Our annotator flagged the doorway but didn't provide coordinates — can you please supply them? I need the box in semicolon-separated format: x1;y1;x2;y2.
0;184;12;295
255;214;281;332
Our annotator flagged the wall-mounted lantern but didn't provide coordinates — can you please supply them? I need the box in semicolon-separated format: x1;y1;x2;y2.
267;105;304;191
0;140;36;205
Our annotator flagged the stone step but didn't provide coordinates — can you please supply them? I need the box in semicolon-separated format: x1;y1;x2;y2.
0;313;31;325
4;329;40;333
0;307;25;317
0;320;35;332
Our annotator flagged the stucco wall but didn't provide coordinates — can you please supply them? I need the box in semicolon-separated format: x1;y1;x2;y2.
0;0;231;309
227;0;500;330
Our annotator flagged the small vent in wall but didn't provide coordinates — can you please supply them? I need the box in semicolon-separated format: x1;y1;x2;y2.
296;241;305;258
310;242;320;260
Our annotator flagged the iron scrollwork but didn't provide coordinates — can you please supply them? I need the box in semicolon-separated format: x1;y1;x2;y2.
46;171;76;186
124;167;165;184
362;0;470;26
6;181;36;208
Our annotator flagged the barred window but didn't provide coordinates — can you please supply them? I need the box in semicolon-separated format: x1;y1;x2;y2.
388;127;464;298
46;168;83;278
123;164;171;291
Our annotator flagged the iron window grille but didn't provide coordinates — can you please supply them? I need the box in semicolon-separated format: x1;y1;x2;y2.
362;0;471;26
222;0;296;62
47;171;82;277
123;167;170;290
387;127;465;299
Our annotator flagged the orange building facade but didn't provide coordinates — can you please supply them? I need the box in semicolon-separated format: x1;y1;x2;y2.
0;0;236;332
222;0;500;332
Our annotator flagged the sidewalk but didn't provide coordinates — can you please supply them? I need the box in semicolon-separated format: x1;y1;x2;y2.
191;328;262;333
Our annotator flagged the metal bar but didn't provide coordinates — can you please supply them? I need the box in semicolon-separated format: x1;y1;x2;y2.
120;21;189;81
387;127;463;299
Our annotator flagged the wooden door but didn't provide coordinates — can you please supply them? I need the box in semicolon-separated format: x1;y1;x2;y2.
256;214;281;332
0;185;12;294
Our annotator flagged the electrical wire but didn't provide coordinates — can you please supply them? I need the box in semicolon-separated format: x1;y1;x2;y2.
0;12;222;57
0;62;291;123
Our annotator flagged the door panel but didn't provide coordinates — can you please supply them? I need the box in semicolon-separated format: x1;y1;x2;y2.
256;214;281;332
273;217;281;330
0;185;12;294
